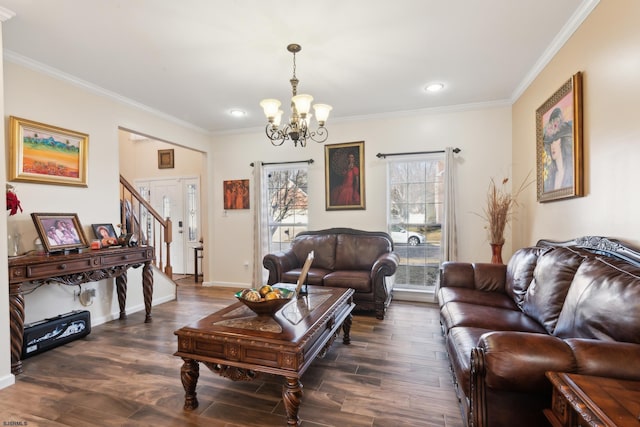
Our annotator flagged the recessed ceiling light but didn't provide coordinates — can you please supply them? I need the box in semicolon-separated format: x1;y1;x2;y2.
425;83;445;93
229;109;246;117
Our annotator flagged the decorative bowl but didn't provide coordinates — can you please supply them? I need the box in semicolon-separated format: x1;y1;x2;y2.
235;288;295;316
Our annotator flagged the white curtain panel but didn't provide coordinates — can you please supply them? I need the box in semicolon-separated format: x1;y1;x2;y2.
438;147;459;298
442;146;458;262
252;161;269;287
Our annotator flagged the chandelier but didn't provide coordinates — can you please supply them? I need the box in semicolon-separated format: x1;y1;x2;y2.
260;44;332;147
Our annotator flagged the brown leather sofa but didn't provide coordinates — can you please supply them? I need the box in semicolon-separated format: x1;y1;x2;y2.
263;227;399;319
438;236;640;427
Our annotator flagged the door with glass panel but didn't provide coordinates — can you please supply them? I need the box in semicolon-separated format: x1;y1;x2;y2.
387;154;444;292
135;177;200;274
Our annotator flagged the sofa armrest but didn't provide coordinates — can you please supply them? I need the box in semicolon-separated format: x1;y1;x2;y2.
263;250;298;285
472;331;576;393
566;338;640;381
371;252;399;279
441;261;507;292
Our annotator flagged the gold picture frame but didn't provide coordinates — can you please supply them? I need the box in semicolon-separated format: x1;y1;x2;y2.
158;149;174;169
9;116;89;187
536;72;583;202
31;212;89;253
325;141;365;210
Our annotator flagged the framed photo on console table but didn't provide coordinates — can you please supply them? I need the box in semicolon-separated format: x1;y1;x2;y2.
325;141;365;210
9;116;89;187
536;72;583;203
32;213;89;253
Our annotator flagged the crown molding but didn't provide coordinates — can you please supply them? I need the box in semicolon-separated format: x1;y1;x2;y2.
511;0;600;102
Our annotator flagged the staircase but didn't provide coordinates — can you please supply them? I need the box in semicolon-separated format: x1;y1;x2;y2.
119;174;173;276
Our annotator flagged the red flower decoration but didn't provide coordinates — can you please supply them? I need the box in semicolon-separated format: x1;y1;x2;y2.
6;189;22;216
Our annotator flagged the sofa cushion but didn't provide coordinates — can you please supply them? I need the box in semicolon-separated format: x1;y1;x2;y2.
505;246;552;308
334;234;390;270
292;234;336;270
554;257;640;343
438;287;517;310
323;270;371;292
282;267;331;286
522;247;585;334
440;302;547;333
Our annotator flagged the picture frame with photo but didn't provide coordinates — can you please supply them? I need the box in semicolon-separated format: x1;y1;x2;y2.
92;223;119;246
31;213;89;253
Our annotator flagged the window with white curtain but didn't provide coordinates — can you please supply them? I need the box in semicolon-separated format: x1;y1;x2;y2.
387;153;445;292
263;165;309;254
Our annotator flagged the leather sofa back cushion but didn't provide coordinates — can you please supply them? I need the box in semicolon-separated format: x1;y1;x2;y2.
554;257;640;343
292;234;336;270
334;234;390;270
523;247;585;334
505;246;552;308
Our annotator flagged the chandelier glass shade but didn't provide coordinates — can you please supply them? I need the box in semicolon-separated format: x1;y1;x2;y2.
260;44;332;147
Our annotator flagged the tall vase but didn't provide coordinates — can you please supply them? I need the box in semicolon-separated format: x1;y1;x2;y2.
490;243;503;264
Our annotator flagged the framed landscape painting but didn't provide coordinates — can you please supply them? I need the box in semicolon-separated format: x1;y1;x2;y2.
9;116;89;187
536;72;583;202
325;141;365;210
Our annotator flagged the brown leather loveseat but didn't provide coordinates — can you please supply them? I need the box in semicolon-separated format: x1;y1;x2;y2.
438;236;640;427
263;227;399;319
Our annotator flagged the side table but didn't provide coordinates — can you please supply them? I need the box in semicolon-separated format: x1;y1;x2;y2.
545;371;640;427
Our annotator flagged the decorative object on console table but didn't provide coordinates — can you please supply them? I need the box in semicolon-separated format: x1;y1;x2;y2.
9;116;89;187
325;141;365;210
157;149;174;169
536;71;583;203
31;212;89;253
91;223;119;247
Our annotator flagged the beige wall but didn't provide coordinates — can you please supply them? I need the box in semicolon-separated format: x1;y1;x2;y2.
2;61;211;365
211;106;514;287
512;0;640;249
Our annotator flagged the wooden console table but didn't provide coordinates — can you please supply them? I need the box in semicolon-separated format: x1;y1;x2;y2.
8;245;155;375
545;371;640;427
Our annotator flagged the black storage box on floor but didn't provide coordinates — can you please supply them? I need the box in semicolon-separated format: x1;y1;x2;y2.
21;310;91;359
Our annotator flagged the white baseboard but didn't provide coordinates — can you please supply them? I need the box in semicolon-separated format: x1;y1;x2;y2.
0;373;15;390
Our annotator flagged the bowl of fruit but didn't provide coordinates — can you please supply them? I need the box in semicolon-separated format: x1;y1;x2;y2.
235;285;295;316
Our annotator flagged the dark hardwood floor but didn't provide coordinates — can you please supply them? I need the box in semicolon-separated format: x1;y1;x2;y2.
0;278;464;426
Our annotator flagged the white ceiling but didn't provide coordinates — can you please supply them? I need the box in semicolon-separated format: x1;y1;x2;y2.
0;0;596;135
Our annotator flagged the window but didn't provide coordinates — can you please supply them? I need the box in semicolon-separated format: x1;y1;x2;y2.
264;165;309;254
387;154;444;292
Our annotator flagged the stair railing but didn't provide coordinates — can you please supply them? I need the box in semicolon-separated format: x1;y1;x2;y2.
119;174;173;276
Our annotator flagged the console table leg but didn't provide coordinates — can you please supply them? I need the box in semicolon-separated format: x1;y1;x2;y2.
9;284;25;375
142;261;153;323
181;358;200;411
283;377;303;426
342;313;352;345
116;273;128;320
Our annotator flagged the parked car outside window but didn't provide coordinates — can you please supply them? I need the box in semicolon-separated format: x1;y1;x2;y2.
389;225;425;246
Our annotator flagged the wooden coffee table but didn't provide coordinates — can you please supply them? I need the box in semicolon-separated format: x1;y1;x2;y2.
174;286;355;426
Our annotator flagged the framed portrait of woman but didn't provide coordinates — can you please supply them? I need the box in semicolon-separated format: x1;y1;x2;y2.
325;141;365;210
536;72;583;203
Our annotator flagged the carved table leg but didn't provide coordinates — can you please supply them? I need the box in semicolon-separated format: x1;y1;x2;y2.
342;313;352;345
181;358;200;410
116;272;128;320
283;377;303;426
142;261;153;323
9;283;25;375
